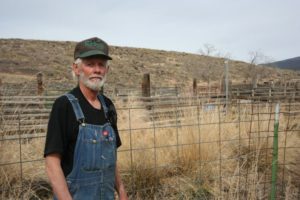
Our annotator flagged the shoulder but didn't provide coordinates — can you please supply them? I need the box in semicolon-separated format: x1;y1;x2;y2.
101;94;115;110
52;94;70;108
51;91;81;114
54;87;80;107
49;95;71;117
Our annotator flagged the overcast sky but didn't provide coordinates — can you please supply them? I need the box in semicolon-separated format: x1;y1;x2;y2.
0;0;299;62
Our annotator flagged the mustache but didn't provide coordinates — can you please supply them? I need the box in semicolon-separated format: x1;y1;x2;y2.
89;75;104;79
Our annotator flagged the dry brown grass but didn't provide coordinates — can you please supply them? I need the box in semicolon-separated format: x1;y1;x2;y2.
0;138;51;199
0;73;35;84
1;38;297;89
115;99;300;199
0;97;299;199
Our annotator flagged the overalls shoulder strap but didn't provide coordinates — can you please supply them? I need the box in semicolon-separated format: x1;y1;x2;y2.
64;93;85;123
97;94;110;122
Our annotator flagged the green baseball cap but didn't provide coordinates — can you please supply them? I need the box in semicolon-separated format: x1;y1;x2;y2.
74;37;112;60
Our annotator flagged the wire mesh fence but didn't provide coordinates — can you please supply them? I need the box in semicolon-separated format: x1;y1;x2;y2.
0;91;300;199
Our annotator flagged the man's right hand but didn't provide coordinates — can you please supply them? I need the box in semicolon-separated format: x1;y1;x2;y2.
45;154;73;200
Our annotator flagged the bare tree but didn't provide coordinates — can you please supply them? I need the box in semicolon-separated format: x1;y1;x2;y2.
247;51;266;88
198;43;231;59
198;43;217;56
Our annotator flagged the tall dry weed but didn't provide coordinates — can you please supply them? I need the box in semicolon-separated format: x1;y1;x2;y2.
0;98;51;199
1;95;299;199
114;99;300;199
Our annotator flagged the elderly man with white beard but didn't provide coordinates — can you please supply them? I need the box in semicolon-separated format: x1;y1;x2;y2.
44;37;128;200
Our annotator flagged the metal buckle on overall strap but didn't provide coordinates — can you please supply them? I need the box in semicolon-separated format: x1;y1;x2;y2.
78;118;86;126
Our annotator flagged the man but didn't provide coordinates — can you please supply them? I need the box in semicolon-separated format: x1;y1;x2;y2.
44;37;128;200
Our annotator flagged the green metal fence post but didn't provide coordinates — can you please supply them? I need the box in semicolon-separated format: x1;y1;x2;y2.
270;103;280;200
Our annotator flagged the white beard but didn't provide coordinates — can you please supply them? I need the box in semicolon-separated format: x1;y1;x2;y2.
79;72;107;92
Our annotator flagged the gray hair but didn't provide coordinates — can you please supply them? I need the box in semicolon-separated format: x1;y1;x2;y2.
71;58;82;81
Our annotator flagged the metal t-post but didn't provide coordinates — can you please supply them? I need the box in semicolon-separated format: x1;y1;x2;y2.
270;103;280;200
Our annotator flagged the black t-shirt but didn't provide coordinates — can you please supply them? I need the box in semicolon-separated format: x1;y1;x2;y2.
44;86;121;176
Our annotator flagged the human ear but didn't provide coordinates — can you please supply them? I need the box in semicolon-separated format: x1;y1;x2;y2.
72;63;81;76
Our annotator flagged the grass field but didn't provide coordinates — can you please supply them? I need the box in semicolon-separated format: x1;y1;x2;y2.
0;97;299;199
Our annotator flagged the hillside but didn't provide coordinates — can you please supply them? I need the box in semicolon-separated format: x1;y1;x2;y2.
268;57;300;71
0;39;295;90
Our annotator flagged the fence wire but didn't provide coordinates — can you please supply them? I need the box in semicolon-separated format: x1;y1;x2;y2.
0;94;300;199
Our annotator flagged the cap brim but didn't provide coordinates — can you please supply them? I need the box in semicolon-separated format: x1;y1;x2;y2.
78;50;112;60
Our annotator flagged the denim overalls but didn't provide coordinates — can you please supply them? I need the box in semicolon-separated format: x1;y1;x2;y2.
54;93;117;200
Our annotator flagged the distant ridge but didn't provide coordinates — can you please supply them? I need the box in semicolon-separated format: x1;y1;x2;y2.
268;57;300;70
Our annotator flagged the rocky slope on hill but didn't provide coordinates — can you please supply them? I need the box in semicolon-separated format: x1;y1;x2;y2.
0;39;294;90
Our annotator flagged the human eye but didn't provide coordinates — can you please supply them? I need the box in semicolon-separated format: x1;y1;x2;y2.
98;63;106;68
85;62;93;67
98;61;107;68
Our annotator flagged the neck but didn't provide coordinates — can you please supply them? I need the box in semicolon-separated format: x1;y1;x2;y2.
79;83;98;101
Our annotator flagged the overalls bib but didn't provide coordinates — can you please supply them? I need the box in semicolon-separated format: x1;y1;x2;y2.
54;93;117;200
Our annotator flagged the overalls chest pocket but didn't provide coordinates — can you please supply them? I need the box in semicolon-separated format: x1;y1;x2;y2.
81;126;116;172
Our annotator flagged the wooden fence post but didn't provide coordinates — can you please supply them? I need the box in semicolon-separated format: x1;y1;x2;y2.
142;73;150;97
296;82;300;101
229;80;232;99
114;87;118;97
0;78;2;95
175;86;179;97
284;82;287;97
292;89;295;102
142;74;151;109
268;87;272;103
0;78;2;107
252;75;258;89
283;74;287;97
37;72;44;95
220;75;224;94
271;81;275;89
207;78;211;98
193;78;197;96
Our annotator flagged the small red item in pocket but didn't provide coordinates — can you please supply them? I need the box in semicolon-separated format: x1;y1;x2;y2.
103;130;109;136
